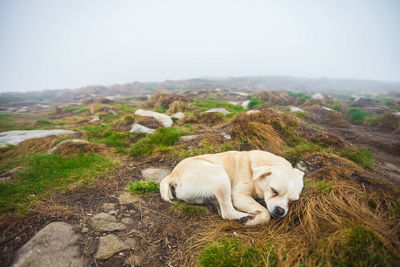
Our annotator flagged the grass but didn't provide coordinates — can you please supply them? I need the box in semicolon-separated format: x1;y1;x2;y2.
128;180;159;194
315;181;333;193
176;140;236;160
193;100;243;114
294;111;308;119
171;201;208;218
247;98;266;109
284;141;329;165
346;107;369;124
198;239;278;267
129;127;187;157
312;124;322;130
0;153;116;213
329;104;343;111
287;91;311;105
340;146;373;168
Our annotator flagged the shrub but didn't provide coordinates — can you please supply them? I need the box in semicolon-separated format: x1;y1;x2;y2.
128;180;159;194
346;108;368;124
247;98;266;109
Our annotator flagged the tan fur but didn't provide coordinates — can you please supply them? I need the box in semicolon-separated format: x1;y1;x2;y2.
160;150;304;226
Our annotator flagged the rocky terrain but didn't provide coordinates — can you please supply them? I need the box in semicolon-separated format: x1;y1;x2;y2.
0;86;400;266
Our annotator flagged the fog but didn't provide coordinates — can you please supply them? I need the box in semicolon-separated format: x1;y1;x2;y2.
0;0;399;92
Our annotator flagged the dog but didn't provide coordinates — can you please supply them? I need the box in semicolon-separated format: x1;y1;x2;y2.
160;150;304;226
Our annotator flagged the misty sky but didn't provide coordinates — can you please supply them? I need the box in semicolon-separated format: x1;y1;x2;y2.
0;0;399;92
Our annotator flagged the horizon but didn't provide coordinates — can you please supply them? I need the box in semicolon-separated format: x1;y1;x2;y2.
1;0;399;93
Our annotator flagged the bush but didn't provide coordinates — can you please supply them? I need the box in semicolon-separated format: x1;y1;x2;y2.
247;98;266;109
346;108;368;124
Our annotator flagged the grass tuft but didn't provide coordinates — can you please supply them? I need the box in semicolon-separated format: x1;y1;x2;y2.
171;201;208;218
340;146;373;168
128;180;159;194
346;107;369;124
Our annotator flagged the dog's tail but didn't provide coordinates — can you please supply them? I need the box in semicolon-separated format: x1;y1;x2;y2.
160;175;174;202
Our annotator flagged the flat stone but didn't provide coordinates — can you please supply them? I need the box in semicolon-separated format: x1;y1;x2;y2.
102;203;115;211
322;106;333;111
0;129;77;147
135;109;173;127
180;135;200;141
95;234;130;260
241;100;250;109
118;192;140;205
12;222;82;267
172;112;185;120
141;168;171;183
129;123;155;135
204;108;231;115
290;107;304;113
90;116;100;122
90;213;126;232
222;133;231;140
121;218;134;225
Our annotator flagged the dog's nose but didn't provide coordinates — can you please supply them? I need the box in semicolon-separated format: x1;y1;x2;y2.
274;207;285;217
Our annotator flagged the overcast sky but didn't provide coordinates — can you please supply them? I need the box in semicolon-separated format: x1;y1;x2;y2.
0;0;399;92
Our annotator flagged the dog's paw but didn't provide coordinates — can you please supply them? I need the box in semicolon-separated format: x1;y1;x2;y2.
238;215;254;225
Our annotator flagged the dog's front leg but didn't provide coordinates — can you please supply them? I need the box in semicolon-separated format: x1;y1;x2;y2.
232;194;270;226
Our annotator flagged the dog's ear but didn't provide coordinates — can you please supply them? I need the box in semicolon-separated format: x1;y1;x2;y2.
293;168;305;179
252;166;272;180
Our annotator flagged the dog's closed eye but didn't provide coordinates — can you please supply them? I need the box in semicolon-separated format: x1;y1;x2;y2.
271;188;279;196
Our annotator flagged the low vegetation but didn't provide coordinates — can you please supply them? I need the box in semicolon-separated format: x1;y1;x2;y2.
128;180;159;194
346;107;369;124
193;100;243;114
340;146;373;168
171;201;208;218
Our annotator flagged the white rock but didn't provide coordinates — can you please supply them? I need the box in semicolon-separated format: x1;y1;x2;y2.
393;112;400;116
48;139;90;154
180;135;200;141
222;133;231;140
289;107;304;113
322;106;333;111
135;109;173;127
95;234;130;260
90;213;126;232
232;92;248;96
0;129;77;147
228;101;240;105
90;116;100;122
118;192;140;205
129;123;155;135
81;227;89;234
172;112;185;120
311;93;324;100
204;108;231;115
141;168;171;183
246;110;260;115
241;100;250;109
12;222;82;267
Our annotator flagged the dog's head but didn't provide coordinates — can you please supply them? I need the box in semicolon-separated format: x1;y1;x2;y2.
252;165;304;218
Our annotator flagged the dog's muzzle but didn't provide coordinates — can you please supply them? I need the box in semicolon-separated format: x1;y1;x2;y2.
272;206;285;218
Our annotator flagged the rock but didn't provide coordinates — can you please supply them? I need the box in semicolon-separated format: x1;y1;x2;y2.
311;93;324;100
172;112;185;120
246;110;260;115
81;227;89;233
393;112;400;116
228;101;240;105
95;234;130;260
135;109;173;127
322;106;333;111
118;192;140;205
90;213;126;232
121;218;133;225
232;92;248;97
141;168;171;183
108;210;118;215
0;176;12;183
0;129;77;147
222;133;231;140
129;123;155;135
180;135;200;141
289;107;304;113
241;100;250;109
12;222;82;267
125;254;145;266
48;139;90;154
102;203;115;211
204;108;231;115
90;116;100;122
0;166;23;178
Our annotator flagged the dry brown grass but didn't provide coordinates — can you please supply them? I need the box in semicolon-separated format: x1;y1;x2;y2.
372;113;400;133
172;152;400;266
140;93;191;111
256;91;295;105
305;105;348;127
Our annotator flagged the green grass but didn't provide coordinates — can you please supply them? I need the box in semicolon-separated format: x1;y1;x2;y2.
0;113;16;123
294;111;308;119
175;140;236;160
340;147;373;168
155;107;167;113
0;153;116;213
287;91;311;105
315;181;333;193
34;119;54;127
129;127;187;157
128;180;159;194
80;125;132;153
199;239;278;267
247;98;266;109
170;201;208;218
111;103;136;113
328;104;343;111
329;226;398;266
346;107;369;124
284;142;329;165
63;105;87;113
193;100;243;114
312;124;322;130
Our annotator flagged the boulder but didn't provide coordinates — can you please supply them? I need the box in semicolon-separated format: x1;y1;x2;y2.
204;108;231;115
141;168;171;183
135;109;173;127
129;123;155;135
12;222;82;267
289;107;304;113
241;100;250;109
322;106;333;111
95;234;130;260
90;213;126;232
0;129;77;147
90;116;100;122
172;112;185;120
